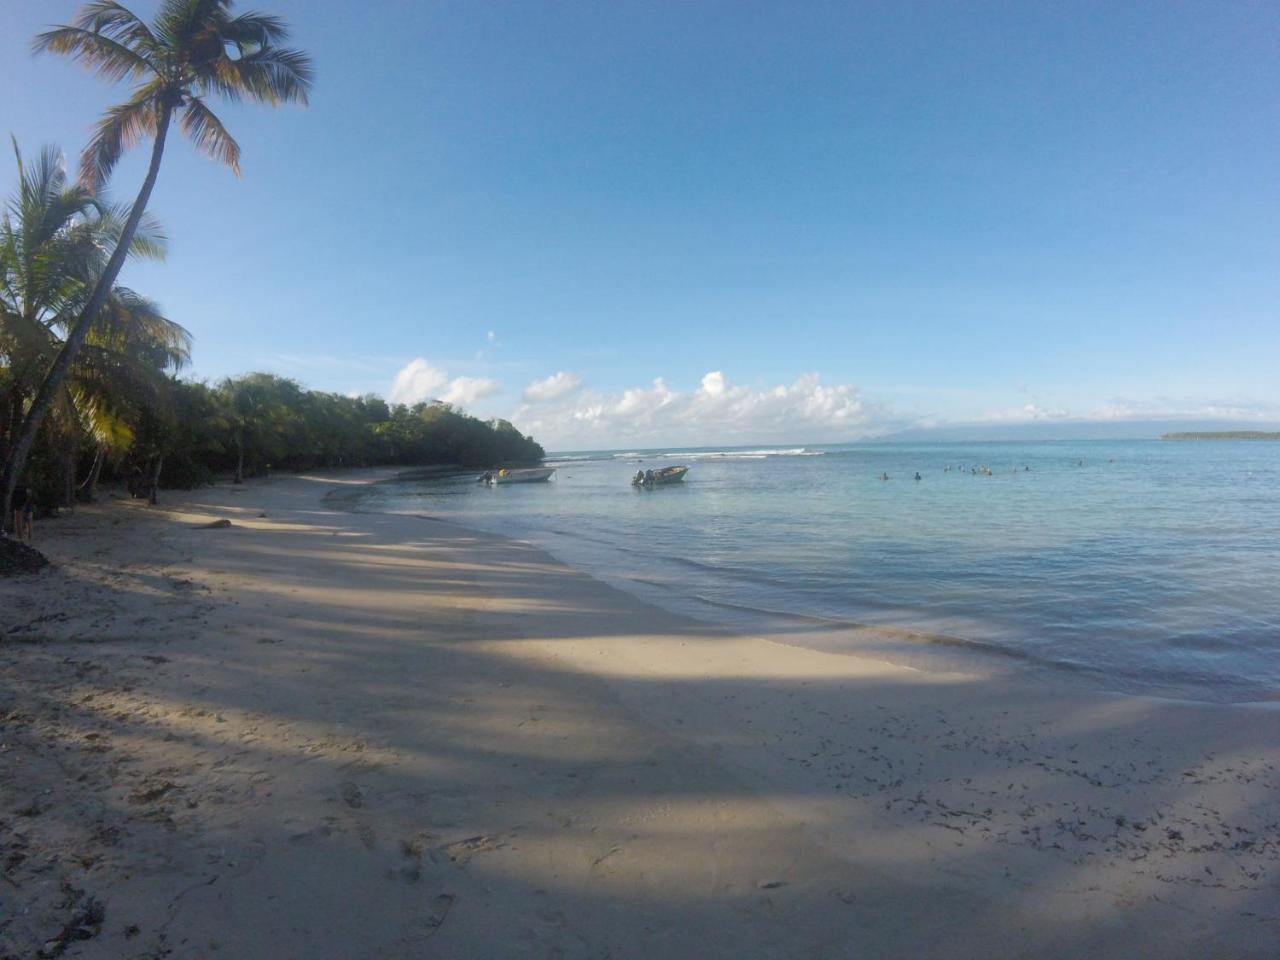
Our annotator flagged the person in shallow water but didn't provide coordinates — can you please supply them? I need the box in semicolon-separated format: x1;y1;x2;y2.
914;472;922;481
880;472;890;481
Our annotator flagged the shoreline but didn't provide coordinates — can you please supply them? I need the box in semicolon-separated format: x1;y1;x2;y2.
2;470;1277;958
354;471;1278;707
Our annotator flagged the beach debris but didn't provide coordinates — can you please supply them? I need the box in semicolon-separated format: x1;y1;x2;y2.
35;889;104;958
128;779;174;805
756;879;787;890
194;518;232;529
0;537;49;577
432;834;502;866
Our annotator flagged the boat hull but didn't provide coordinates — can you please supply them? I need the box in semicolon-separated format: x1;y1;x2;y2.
632;466;689;487
488;467;556;484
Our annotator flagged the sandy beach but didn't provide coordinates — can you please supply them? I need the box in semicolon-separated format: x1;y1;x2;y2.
1;470;1277;959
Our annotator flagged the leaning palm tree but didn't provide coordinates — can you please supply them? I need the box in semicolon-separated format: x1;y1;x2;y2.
3;0;312;521
1;142;166;475
2;142;187;509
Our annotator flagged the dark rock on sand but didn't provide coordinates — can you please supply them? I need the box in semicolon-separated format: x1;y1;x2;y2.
0;538;48;577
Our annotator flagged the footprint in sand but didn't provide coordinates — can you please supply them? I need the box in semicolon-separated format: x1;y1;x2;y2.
339;781;363;809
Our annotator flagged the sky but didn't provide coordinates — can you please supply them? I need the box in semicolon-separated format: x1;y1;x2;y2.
2;0;1277;448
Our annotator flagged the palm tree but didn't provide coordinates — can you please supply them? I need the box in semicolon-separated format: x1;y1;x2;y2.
72;286;192;502
1;141;189;508
2;142;165;465
4;0;312;522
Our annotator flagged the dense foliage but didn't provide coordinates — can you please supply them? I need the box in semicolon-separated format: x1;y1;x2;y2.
150;374;545;491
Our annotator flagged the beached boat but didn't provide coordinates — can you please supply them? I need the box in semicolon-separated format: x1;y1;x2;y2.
484;467;556;485
632;465;689;487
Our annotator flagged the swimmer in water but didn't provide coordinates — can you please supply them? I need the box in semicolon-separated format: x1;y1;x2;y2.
913;472;922;481
881;472;889;481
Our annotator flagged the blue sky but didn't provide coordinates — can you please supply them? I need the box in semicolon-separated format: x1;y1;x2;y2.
2;0;1277;447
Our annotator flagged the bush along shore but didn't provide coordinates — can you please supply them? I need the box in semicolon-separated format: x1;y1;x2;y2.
5;371;546;519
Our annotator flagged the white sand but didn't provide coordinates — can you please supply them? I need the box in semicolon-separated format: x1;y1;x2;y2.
1;471;1276;958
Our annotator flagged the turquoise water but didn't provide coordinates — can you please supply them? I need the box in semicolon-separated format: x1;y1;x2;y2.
363;441;1280;702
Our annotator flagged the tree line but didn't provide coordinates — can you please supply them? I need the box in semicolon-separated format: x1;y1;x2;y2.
148;375;546;493
1;1;543;522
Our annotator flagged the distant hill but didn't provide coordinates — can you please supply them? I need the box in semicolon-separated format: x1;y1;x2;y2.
878;420;1280;443
1161;431;1280;441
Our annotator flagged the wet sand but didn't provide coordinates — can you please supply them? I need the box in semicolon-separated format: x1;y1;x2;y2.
1;470;1276;958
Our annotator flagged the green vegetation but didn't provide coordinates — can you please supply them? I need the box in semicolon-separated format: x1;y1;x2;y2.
0;2;546;523
151;375;545;491
1161;432;1280;441
4;0;312;522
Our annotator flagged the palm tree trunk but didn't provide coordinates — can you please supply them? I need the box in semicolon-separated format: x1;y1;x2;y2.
2;103;174;525
84;446;105;502
149;455;163;505
62;445;76;510
235;433;245;484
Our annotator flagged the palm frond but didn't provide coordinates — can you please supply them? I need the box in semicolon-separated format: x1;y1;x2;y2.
96;204;168;261
80;83;162;187
33;25;156;82
220;12;290;48
72;2;162;57
155;0;232;51
210;45;313;106
179;97;242;173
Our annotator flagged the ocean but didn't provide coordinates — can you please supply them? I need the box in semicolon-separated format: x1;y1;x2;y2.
358;440;1280;703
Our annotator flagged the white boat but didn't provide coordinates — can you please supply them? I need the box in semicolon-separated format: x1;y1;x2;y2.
484;467;556;485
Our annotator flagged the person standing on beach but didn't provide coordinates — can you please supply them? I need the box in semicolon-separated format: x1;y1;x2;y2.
11;483;34;542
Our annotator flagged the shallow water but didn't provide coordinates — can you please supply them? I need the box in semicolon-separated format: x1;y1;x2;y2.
360;440;1280;702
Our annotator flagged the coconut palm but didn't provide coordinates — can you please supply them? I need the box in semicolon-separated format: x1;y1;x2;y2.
1;142;166;464
1;141;189;508
72;286;192;501
4;0;312;520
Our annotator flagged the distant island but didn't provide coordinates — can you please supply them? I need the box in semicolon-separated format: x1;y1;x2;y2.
1162;431;1280;441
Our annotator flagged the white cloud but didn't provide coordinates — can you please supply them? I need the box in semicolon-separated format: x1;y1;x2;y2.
442;376;500;407
486;330;499;345
510;370;891;447
389;358;450;404
388;358;500;411
1086;397;1280;422
973;395;1280;426
976;402;1070;423
523;371;583;403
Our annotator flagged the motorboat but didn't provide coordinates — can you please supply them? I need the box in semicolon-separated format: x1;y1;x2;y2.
483;467;556;485
632;465;689;487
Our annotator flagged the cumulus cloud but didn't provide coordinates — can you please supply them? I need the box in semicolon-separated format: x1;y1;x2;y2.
510;370;891;447
523;371;583;403
976;402;1070;423
441;376;500;406
389;358;499;410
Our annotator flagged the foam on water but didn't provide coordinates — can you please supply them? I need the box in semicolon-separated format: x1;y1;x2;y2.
360;440;1280;703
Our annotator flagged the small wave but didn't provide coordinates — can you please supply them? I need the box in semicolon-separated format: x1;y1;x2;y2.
687;593;1049;664
666;448;825;460
605;447;825;461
